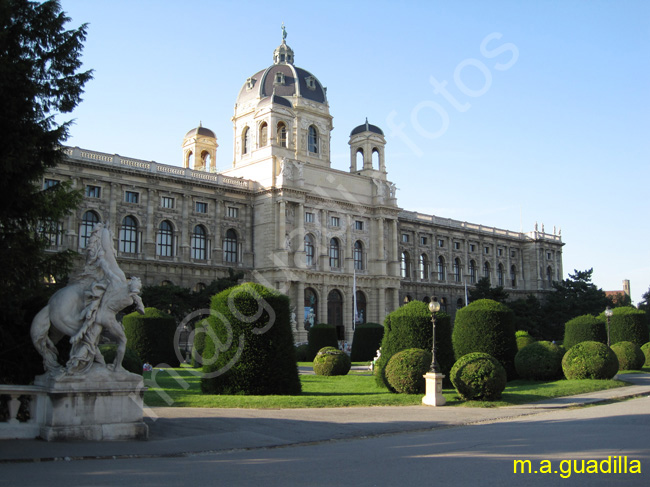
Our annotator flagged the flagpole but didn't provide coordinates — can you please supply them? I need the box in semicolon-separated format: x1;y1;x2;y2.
353;268;358;331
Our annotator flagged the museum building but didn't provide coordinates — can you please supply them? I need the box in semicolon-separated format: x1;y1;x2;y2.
43;35;564;342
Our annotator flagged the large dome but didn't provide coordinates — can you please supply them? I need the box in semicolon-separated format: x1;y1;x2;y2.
235;39;327;109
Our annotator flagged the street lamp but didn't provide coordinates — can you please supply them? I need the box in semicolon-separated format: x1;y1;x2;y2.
605;306;613;347
428;298;441;373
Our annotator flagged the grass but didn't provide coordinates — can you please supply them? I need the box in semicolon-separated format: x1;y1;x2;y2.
142;364;634;409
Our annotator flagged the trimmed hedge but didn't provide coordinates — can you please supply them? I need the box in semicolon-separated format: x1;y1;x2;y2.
599;307;649;347
610;341;645;371
350;323;384;362
450;352;507;401
295;344;309;362
642;342;650;367
313;346;351;376
563;315;606;350
562;341;619;380
191;320;208;368
514;341;564;381
451;299;517;379
99;344;142;375
515;330;536;351
200;282;301;395
385;348;432;394
375;301;453;390
123;307;179;367
307;324;339;361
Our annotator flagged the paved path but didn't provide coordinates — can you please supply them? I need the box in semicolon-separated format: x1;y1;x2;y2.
1;373;648;465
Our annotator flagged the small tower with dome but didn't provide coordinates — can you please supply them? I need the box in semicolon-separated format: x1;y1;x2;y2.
349;119;387;179
182;123;218;172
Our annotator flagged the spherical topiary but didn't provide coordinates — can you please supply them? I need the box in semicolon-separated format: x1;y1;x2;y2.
514;341;564;380
452;299;517;379
641;342;650;367
385;348;432;394
561;341;619;380
375;301;453;390
562;315;606;350
610;341;645;371
123;307;179;367
599;307;649;347
350;323;384;362
515;330;536;351
313;346;351;376
99;344;142;375
307;324;339;361
295;344;309;362
450;352;507;401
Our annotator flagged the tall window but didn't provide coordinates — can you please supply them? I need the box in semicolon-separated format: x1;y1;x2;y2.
308;125;319;153
453;258;461;282
40;219;61;247
157;220;174;257
224;229;238;263
327;290;343;338
355;291;367;324
419;254;429;280
547;266;553;285
483;262;490;281
119;216;138;254
329;238;340;268
437;256;446;281
277;122;287;147
511;265;517;288
400;251;411;278
354;240;364;270
79;210;99;249
191;225;207;260
469;260;477;284
497;264;504;286
259;122;268;146
242;126;249;154
304;234;315;266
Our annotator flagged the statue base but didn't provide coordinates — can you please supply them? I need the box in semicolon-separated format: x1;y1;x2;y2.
422;372;446;407
34;364;148;441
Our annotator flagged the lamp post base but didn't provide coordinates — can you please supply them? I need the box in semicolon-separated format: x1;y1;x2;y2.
422;372;446;406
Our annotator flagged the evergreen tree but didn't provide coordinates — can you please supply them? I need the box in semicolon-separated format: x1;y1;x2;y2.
0;0;92;383
469;276;509;303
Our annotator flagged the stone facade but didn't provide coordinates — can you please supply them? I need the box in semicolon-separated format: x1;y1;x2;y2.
43;35;563;343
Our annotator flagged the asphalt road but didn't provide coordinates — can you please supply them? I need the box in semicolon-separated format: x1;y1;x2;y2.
2;396;648;487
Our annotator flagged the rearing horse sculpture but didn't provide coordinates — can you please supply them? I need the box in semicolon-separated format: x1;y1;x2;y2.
30;223;145;376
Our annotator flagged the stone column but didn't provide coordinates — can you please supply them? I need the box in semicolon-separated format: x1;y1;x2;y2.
277;200;286;251
377;286;386;325
144;189;155;256
180;194;190;261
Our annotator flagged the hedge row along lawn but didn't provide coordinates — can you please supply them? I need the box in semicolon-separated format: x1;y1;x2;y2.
141;364;643;409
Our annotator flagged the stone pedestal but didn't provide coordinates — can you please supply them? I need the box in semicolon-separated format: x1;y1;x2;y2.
422;372;446;407
34;365;148;441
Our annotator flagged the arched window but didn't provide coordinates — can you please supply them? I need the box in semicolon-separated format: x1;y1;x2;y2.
419;254;429;280
547;266;553;285
191;225;207;260
186;151;194;168
453;258;462;282
327;289;344;339
438;256;446;281
355;291;367;325
242;126;250;155
201;151;210;168
372;148;380;168
224;229;238;263
308;125;319;153
469;260;477;284
483;262;490;282
329;238;340;268
354;240;364;270
79;210;100;249
304;234;315;266
259;122;268;147
157;220;174;257
119;215;138;254
304;288;318;329
356;148;364;169
497;263;504;286
277;122;287;147
511;265;517;288
401;251;411;278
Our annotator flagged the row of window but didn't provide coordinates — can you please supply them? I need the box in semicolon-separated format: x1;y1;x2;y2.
401;233;518;258
304;235;365;270
303;287;368;330
304;212;365;230
241;122;319;155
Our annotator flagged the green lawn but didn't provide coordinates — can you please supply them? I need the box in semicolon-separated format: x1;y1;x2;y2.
142;365;635;409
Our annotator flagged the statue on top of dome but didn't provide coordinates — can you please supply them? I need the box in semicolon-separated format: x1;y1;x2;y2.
282;23;287;41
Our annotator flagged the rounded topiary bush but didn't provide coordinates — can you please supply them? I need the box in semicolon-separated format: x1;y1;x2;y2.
610;341;645;371
295;344;309;362
562;314;606;350
201;282;301;395
641;342;650;367
307;324;339;361
514;341;564;380
452;299;517;379
599;307;649;347
350;323;384;362
99;344;142;375
375;301;453;390
191;320;209;368
515;330;536;351
385;348;432;394
312;346;351;376
562;341;619;380
450;352;507;401
123;307;179;367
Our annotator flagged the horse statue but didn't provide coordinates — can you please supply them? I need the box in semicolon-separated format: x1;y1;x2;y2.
30;223;145;377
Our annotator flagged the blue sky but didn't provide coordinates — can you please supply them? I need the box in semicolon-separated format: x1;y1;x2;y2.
60;0;649;305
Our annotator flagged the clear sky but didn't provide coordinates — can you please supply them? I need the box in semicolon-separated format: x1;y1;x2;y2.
59;0;649;305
